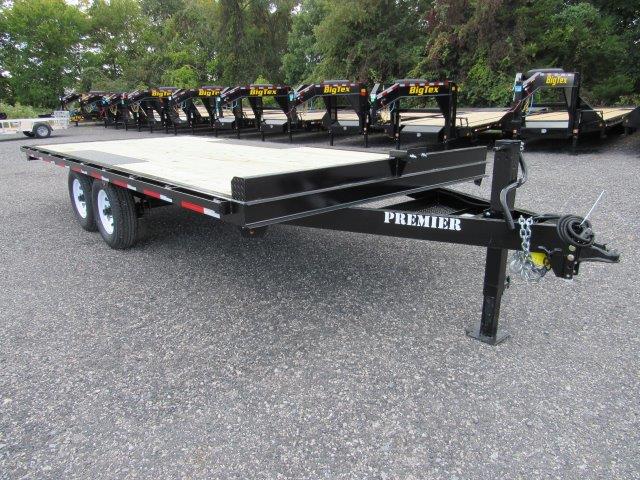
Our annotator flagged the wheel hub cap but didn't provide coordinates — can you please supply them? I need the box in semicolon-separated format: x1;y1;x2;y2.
97;190;114;235
72;179;87;218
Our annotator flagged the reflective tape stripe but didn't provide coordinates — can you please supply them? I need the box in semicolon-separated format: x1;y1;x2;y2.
203;208;220;218
143;189;173;203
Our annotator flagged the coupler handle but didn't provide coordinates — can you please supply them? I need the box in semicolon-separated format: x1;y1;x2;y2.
498;147;528;230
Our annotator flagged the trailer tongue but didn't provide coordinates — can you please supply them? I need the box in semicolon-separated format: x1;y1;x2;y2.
23;137;618;344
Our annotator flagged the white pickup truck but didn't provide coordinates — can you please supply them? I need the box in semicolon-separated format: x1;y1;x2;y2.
0;110;70;138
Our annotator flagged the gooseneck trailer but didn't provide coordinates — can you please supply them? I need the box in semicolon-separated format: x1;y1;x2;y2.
61;91;109;124
23;137;618;344
121;87;179;132
505;69;640;150
215;84;293;139
164;86;225;134
370;79;458;149
290;81;370;146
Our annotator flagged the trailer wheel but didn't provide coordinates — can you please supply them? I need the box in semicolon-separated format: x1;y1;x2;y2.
33;123;52;138
91;182;138;249
68;172;97;231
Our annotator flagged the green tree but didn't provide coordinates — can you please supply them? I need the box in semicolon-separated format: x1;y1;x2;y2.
0;0;87;107
84;0;150;83
282;0;326;85
311;0;427;83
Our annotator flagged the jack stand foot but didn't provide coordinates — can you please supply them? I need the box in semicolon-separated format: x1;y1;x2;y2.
465;324;510;345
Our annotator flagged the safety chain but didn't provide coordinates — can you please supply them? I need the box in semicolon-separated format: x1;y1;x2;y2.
509;216;548;282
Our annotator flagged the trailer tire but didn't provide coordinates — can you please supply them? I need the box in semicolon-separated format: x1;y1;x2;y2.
91;182;138;249
68;172;97;231
33;123;52;138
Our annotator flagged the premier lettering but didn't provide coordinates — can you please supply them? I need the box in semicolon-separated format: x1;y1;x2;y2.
383;212;461;231
409;85;440;95
323;85;351;94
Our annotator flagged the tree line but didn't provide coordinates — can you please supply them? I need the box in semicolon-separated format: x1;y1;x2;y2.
0;0;637;109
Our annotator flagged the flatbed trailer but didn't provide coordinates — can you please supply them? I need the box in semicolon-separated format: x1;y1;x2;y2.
121;87;179;132
369;79;459;149
1;111;69;138
23;137;618;345
289;81;369;145
163;86;225;134
102;93;129;128
61;91;109;125
215;84;293;139
505;69;640;150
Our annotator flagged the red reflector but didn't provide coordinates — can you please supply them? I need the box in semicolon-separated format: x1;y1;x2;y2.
71;166;82;173
143;189;161;199
90;172;102;180
112;179;128;188
181;201;205;214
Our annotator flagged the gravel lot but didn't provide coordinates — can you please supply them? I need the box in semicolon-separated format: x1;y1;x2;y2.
1;125;638;479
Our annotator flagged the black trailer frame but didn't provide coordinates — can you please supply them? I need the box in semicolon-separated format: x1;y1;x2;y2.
370;79;458;150
62;91;109;125
505;68;640;150
290;80;369;146
102;93;129;129
163;86;225;135
23;139;619;345
121;87;180;132
215;84;293;139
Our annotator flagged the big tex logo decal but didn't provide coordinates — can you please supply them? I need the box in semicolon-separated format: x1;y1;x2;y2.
408;85;440;95
249;87;277;96
198;88;221;97
545;75;569;86
150;89;172;97
323;85;351;94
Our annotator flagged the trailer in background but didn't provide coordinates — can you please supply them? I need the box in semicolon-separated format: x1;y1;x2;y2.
505;68;640;151
289;80;369;145
163;86;225;134
102;93;129;128
60;92;109;125
214;84;294;139
369;79;459;149
121;87;179;132
1;111;69;138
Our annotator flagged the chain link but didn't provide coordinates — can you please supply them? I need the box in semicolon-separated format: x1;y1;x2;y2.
509;216;548;282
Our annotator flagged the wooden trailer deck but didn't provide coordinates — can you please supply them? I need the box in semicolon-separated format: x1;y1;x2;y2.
399;110;508;129
524;107;635;126
36;137;389;199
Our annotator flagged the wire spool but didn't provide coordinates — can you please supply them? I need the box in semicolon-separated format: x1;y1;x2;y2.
556;215;595;248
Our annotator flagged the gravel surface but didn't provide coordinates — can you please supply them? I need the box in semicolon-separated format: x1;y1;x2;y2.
1;126;638;479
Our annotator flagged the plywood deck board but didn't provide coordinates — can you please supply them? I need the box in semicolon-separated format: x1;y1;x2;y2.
298;111;326;121
400;110;507;128
526;108;633;123
600;107;633;121
38;137;389;198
